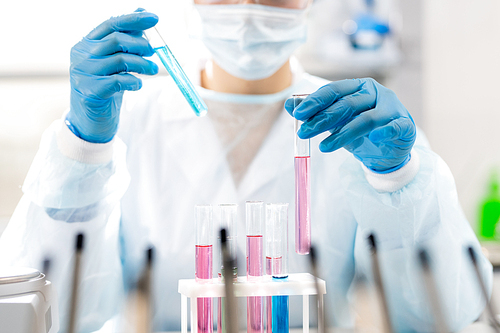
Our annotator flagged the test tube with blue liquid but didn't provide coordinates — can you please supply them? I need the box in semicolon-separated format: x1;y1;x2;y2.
265;203;289;333
144;27;208;117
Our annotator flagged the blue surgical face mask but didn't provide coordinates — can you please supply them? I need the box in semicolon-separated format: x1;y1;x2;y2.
194;4;308;81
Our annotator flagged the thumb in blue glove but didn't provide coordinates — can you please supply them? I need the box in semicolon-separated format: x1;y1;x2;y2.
285;78;416;173
67;9;159;143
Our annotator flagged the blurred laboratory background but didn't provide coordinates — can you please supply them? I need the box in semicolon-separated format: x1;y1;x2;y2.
1;0;500;256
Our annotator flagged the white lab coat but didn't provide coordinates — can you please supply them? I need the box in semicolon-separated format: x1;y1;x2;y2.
0;64;492;333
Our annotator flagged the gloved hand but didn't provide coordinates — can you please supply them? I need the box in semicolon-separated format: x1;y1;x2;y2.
67;9;159;143
285;78;416;173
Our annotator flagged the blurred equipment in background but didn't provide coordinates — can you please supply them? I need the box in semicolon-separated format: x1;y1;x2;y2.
295;0;401;80
0;266;59;333
479;170;500;240
367;234;393;333
309;246;326;333
123;247;155;333
418;249;448;333
220;228;238;333
347;0;390;50
468;246;500;333
68;233;85;333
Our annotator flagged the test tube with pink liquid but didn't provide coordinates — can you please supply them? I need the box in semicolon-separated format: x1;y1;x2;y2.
246;201;264;333
195;205;213;333
294;94;311;255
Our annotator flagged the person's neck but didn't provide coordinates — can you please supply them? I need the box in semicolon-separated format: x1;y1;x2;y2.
200;59;293;95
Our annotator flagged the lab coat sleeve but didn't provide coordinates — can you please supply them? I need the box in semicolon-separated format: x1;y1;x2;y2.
0;119;130;333
339;135;493;332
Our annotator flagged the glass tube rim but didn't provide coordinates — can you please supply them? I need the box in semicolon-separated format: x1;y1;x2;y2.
195;204;213;246
246;201;264;236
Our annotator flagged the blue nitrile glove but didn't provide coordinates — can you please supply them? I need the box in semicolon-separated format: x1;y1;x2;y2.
66;9;159;143
285;78;416;173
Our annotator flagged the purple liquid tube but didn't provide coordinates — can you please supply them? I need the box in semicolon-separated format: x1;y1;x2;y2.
294;94;311;255
295;156;311;254
247;235;264;333
195;205;213;333
246;201;264;333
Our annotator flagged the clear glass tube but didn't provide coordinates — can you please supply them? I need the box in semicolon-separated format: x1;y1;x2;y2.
218;204;238;279
265;203;289;278
265;203;289;333
246;201;264;333
293;94;311;255
195;205;213;333
144;27;208;117
217;204;237;333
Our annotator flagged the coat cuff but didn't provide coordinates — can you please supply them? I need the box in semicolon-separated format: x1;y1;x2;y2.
56;121;115;164
361;149;420;193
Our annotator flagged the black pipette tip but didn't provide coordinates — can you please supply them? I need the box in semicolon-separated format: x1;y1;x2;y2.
147;246;155;265
367;233;377;252
418;249;430;270
42;258;51;276
467;246;477;264
220;228;227;244
309;245;317;264
76;233;84;251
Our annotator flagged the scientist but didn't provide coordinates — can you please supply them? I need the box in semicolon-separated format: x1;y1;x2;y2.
0;0;492;332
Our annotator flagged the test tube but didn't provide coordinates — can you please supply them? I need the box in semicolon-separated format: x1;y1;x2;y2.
144;27;208;117
218;204;238;333
195;205;213;333
265;203;289;333
246;201;264;333
294;94;311;255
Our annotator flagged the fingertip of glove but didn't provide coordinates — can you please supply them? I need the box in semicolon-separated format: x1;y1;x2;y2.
135;10;159;25
297;128;310;140
318;142;329;153
143;14;159;25
133;79;143;90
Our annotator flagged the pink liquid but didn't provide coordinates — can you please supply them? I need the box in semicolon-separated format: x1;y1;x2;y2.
246;236;263;280
295;156;311;255
265;256;283;277
196;245;213;333
247;236;263;333
218;273;222;333
266;257;272;333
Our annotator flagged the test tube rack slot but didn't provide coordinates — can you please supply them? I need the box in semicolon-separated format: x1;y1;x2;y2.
178;273;326;333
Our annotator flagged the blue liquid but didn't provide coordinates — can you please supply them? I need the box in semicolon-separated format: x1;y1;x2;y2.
271;277;288;333
271;296;288;333
154;46;208;117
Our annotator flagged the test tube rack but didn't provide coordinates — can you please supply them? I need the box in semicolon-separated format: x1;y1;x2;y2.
178;273;326;333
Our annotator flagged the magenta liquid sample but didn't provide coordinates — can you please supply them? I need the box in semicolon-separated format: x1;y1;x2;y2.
295;156;311;254
247;235;263;333
196;245;213;333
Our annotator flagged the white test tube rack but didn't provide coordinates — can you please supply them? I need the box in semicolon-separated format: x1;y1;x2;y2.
178;272;326;333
